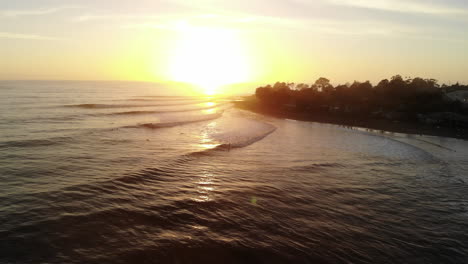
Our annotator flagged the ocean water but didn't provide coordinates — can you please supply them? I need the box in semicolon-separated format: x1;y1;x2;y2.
1;81;468;264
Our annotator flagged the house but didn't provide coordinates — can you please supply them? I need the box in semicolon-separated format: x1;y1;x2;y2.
446;90;468;104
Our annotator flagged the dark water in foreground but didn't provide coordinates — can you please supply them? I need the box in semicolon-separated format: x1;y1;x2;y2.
1;81;468;264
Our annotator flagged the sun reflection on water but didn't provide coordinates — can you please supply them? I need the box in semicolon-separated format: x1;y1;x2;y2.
202;108;217;115
193;170;216;202
190;122;218;202
198;121;219;149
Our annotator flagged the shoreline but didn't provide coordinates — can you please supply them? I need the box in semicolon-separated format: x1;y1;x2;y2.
234;101;468;141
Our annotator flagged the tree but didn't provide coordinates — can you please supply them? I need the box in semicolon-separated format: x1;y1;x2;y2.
295;83;310;90
313;77;334;93
252;75;466;124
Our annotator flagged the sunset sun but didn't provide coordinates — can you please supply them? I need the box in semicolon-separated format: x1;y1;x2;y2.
168;25;251;95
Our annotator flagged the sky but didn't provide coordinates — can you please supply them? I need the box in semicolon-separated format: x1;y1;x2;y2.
1;0;468;92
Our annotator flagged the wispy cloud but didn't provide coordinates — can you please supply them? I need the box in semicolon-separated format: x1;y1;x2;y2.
118;13;296;31
70;1;466;39
73;14;161;22
327;0;467;15
72;11;295;32
105;10;428;38
0;32;59;40
306;19;421;37
75;12;272;23
0;6;80;17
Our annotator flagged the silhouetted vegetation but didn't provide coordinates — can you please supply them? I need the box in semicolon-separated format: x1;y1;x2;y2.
238;75;468;138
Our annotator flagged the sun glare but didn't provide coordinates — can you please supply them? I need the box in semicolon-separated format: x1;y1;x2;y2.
168;25;250;95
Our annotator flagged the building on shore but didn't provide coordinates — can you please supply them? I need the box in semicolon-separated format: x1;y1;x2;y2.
446;90;468;104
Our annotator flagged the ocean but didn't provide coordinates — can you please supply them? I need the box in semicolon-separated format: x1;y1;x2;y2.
1;80;468;263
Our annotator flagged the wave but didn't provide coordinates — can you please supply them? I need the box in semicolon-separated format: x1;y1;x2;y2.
77;120;277;195
0;136;73;148
134;95;204;99
106;104;229;116
290;162;347;172
411;138;457;152
186;121;277;157
123;98;207;102
108;110;157;115
127;112;223;129
210;119;276;147
222;126;276;148
64;101;216;109
343;126;464;182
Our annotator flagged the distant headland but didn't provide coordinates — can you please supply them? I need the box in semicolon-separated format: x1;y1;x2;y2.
235;75;468;140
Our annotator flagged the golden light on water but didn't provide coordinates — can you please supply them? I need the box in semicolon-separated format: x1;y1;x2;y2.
194;171;215;202
204;102;216;107
168;24;251;95
198;120;219;149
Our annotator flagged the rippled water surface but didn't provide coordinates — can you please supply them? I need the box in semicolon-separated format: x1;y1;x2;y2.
1;81;468;263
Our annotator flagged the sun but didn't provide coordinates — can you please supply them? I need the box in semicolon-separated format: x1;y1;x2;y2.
168;25;251;95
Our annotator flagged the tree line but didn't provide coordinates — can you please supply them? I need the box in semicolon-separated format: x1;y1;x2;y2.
255;75;468;121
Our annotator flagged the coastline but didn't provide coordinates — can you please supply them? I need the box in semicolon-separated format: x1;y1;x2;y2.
234;100;468;141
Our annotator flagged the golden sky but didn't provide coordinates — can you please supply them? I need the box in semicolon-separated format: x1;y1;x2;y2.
1;0;468;94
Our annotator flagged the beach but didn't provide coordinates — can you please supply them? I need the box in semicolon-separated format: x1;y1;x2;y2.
234;99;468;141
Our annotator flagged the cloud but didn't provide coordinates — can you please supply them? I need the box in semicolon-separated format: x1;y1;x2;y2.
73;14;157;22
119;12;296;31
327;0;467;15
106;10;429;38
69;1;466;39
72;10;295;32
307;19;421;37
0;32;59;40
0;6;80;17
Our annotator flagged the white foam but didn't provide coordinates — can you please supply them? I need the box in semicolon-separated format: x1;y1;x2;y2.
135;112;223;129
207;116;276;148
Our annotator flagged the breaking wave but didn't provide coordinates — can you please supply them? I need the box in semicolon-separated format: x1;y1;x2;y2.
106;104;230;116
186;119;277;157
64;101;216;109
123;98;207;102
0;136;73;148
210;119;276;148
128;112;224;129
